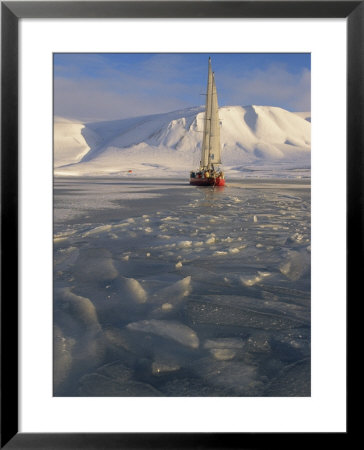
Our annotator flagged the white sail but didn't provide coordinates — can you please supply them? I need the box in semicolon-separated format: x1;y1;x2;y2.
209;73;221;165
190;58;225;185
200;57;221;169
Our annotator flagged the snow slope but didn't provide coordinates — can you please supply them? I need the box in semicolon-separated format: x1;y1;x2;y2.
54;106;311;178
294;112;311;123
54;117;91;167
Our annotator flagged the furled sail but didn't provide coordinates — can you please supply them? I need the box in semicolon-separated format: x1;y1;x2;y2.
209;73;221;165
200;57;221;169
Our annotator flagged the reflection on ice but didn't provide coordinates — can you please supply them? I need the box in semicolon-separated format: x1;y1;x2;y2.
54;177;310;396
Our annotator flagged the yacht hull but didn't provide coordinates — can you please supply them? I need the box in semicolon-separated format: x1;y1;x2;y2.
189;177;225;187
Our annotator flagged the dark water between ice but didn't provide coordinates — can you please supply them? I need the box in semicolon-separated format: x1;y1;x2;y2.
54;177;311;397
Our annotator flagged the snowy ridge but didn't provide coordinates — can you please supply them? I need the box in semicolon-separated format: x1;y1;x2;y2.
54;106;311;178
54;116;91;167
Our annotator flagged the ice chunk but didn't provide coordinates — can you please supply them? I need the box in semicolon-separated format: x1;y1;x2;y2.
203;338;245;350
161;216;176;222
280;251;309;281
258;271;271;278
153;276;191;304
204;337;245;361
53;230;76;243
209;348;236;360
161;303;173;311
113;222;131;229
54;246;79;271
127;319;199;349
73;248;118;283
177;241;192;248
117;276;148;304
240;271;271;287
152;359;181;374
83;224;112;237
289;232;304;242
54;288;106;384
56;287;101;333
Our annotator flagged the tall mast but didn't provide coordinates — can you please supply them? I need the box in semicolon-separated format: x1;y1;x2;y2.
200;57;213;169
200;57;221;170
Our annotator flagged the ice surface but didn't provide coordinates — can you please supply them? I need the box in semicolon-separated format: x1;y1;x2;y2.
191;358;263;396
264;358;310;396
54;177;310;396
78;373;161;397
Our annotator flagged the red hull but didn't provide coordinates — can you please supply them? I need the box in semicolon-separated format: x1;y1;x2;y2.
190;177;225;187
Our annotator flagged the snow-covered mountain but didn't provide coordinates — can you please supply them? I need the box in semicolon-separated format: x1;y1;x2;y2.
54;105;311;178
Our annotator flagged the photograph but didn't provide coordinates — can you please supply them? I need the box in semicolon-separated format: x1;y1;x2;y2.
53;52;311;397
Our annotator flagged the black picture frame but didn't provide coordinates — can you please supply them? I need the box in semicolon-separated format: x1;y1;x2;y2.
1;1;357;448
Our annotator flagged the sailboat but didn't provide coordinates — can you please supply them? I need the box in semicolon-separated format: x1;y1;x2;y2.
190;57;225;187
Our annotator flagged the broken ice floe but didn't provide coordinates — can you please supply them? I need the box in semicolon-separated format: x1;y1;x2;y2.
152;276;191;305
73;248;118;283
279;250;310;281
240;271;271;287
127;319;199;349
203;338;245;361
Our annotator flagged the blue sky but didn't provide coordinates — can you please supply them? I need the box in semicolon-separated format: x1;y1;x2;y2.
54;53;310;122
